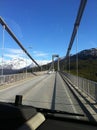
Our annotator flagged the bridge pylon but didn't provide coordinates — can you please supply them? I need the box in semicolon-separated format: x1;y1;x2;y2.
49;54;60;72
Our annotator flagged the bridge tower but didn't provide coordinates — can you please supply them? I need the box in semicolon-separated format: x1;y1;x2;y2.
52;54;60;71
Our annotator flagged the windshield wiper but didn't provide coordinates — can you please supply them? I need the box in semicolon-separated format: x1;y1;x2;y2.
14;95;85;117
36;108;85;117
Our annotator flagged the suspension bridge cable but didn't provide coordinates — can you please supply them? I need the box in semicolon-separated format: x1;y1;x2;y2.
65;0;87;58
0;17;41;69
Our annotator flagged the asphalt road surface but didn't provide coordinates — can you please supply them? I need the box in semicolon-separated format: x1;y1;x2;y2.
0;72;84;115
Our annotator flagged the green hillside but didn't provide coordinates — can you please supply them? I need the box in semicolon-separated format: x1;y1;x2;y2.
61;59;97;82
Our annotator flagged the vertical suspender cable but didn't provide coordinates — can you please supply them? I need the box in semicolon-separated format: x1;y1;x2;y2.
1;25;5;76
69;54;70;73
76;25;79;87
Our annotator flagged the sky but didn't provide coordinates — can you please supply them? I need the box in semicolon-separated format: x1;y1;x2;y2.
0;0;97;66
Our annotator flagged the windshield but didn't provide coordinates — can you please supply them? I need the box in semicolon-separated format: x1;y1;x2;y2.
0;0;97;122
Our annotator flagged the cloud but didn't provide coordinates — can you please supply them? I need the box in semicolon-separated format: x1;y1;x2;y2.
4;54;19;59
36;60;51;65
0;48;51;66
33;51;48;57
6;48;23;54
3;49;49;59
3;48;25;59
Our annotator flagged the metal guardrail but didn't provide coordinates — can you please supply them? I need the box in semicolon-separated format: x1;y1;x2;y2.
0;73;33;86
63;72;97;102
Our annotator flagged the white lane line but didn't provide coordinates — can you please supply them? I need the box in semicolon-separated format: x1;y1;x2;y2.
58;73;79;119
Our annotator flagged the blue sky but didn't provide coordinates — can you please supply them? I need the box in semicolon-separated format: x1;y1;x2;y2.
0;0;97;65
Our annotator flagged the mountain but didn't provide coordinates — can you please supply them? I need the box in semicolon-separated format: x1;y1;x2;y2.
0;58;28;70
59;48;97;82
0;58;34;75
41;48;97;72
79;48;97;56
72;48;97;60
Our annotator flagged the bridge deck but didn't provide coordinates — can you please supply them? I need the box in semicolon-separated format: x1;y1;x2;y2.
0;72;96;121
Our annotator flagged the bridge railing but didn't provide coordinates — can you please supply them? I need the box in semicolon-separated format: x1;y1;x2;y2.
0;73;33;86
63;72;97;102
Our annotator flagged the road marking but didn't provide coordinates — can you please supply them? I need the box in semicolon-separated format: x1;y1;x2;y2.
58;73;79;119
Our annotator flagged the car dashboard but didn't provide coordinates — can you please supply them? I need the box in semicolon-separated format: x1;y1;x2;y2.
0;95;97;130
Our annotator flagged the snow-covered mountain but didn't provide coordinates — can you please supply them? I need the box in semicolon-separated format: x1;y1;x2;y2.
0;58;31;70
0;58;50;71
10;58;28;69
